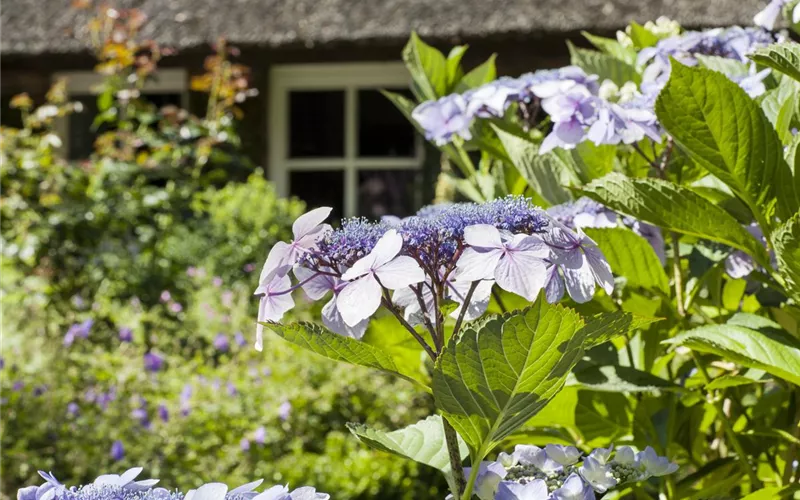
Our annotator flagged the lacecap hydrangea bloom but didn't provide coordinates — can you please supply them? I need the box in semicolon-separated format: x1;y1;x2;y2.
16;468;328;500
253;198;614;346
455;444;678;500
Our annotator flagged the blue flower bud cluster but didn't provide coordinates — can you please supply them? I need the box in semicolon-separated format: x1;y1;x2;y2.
17;469;328;500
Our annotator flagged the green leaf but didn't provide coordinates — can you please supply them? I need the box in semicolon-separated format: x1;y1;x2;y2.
580;310;661;348
580;173;771;268
721;279;746;311
749;42;800;84
665;324;800;386
491;124;579;205
445;45;468;91
628;22;660;49
347;415;468;478
582;32;637;65
583;227;669;293
567;41;640;86
265;321;430;391
457;54;497;92
433;297;587;451
760;83;798;145
704;374;765;390
402;32;447;100
740;485;800;500
655;61;798;222
568;364;680;392
570;142;616;183
772;211;800;301
695;55;750;78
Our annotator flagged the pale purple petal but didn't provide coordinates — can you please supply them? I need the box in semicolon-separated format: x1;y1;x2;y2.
725;251;756;278
375;256;425;289
496;479;549;500
322;296;369;339
494;252;547;301
456;247;503;281
260;241;292;281
342;230;403;280
292;207;332;241
583;241;614;295
337;274;382;326
448;279;494;321
544;265;565;304
558;251;595;303
464;224;504;249
294;266;336;300
506;234;549;256
754;0;784;30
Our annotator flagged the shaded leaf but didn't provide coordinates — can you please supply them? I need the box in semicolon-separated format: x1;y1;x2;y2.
580;310;661;348
583;227;669;293
568;364;680;392
402;32;447;101
265;321;430;391
457;54;497;92
582;32;637;64
580;173;771;268
568;41;640;86
704;374;766;390
772;211;800;301
749;42;800;84
665;324;800;386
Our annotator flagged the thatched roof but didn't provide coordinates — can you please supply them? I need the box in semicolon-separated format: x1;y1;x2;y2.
1;0;768;56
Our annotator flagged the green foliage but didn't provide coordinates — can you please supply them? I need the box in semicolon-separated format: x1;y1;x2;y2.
583;227;670;293
655;62;798;222
432;298;586;452
750;42;800;84
772;211;800;301
567;41;641;86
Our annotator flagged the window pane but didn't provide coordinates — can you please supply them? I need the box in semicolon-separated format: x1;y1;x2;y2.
68;92;183;160
289;91;345;158
358;169;419;219
357;89;415;158
290;170;344;222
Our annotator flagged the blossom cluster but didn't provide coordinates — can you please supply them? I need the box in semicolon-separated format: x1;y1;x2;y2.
462;444;678;500
546;197;665;264
254;198;614;344
410;23;779;155
17;468;328;500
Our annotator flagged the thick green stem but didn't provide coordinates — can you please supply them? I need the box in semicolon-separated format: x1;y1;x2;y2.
461;453;484;500
672;232;685;317
691;352;762;488
443;417;466;497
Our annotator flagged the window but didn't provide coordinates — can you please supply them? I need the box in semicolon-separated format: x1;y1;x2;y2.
53;69;187;159
268;63;423;219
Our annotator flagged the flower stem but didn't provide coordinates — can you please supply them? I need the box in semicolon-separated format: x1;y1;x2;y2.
671;232;685;317
452;282;479;340
691;351;762;488
442;417;466;497
492;288;507;314
380;296;436;360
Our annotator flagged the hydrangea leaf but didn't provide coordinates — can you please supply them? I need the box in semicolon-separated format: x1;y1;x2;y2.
456;54;497;92
579;310;661;348
628;22;660;49
655;61;798;222
402;32;448;100
759;83;797;145
664;324;800;386
740;485;800;500
432;296;587;451
583;227;669;293
570;141;617;183
445;45;468;91
491;124;580;206
704;374;767;390
264;321;431;392
567;41;641;86
749;42;800;84
695;55;750;78
581;32;637;65
771;211;800;302
580;173;772;269
347;415;468;492
567;364;680;392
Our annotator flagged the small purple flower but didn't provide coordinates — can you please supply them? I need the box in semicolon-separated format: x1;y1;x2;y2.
222;291;235;308
240;438;251;451
0;357;4;369
213;334;229;352
67;402;79;416
131;407;149;426
187;266;198;277
110;440;125;461
243;263;255;273
412;94;473;145
118;327;133;343
168;302;183;313
278;401;292;422
158;404;169;422
213;276;223;287
143;352;164;372
253;426;266;445
227;382;238;396
159;291;171;303
234;332;247;347
12;381;24;391
33;385;47;396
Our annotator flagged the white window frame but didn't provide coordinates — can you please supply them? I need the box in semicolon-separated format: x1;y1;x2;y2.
268;62;424;218
52;68;188;158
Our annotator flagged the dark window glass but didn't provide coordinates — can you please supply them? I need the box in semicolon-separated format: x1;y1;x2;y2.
357;88;415;158
290;170;345;222
289;91;345;158
358;169;419;219
68;92;183;160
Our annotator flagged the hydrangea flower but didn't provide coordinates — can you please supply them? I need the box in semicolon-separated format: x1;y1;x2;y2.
17;470;328;500
543;221;614;303
464;442;677;500
143;353;164;372
411;94;472;145
754;0;800;30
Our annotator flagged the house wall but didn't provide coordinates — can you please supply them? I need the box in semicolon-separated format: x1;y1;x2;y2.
1;33;575;194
